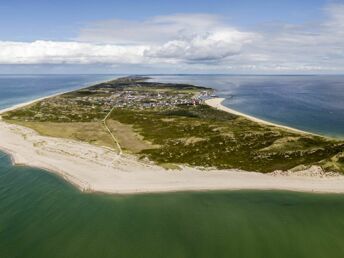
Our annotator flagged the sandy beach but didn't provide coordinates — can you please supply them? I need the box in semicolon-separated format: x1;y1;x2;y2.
0;77;119;115
205;98;319;136
0;96;344;194
0;93;66;115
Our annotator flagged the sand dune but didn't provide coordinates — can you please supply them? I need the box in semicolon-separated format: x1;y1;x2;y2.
0;117;344;194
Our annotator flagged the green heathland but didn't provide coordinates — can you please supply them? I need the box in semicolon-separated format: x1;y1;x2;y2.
3;76;344;173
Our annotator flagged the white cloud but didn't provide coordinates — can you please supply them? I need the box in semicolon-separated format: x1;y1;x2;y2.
0;14;255;66
2;5;344;73
227;3;344;73
78;13;256;63
77;14;254;63
77;14;227;44
144;29;255;61
0;40;147;64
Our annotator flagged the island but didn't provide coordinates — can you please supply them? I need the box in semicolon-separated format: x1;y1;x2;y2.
0;76;344;193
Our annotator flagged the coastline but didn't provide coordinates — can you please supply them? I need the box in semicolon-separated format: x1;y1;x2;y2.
0;76;120;115
0;92;70;115
0;88;344;194
205;98;320;136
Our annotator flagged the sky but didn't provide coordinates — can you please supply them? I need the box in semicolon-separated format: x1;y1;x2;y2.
0;0;343;74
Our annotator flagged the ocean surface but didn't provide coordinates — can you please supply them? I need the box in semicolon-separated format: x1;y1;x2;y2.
0;74;120;110
1;74;344;257
1;151;344;258
149;75;344;138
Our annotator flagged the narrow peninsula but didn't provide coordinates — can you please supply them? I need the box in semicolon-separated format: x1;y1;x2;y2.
1;76;344;193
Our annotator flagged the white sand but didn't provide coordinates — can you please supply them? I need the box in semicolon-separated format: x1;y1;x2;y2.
205;98;319;136
0;98;344;194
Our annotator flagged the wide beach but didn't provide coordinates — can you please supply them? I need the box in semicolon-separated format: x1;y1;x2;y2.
1;90;344;194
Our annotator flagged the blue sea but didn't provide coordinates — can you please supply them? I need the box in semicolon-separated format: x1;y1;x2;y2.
149;75;344;138
0;74;120;110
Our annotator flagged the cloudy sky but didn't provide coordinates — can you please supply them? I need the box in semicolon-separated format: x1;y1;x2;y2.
0;0;343;74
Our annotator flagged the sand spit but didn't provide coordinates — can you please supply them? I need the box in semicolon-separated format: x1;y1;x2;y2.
0;118;344;194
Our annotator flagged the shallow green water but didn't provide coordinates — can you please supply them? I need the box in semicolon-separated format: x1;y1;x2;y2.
1;151;344;258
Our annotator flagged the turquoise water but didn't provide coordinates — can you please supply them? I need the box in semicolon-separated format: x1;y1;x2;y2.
1;151;344;258
149;75;344;137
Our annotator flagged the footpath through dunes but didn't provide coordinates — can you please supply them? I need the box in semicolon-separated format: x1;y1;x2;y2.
102;105;123;155
1;76;344;193
1;120;344;194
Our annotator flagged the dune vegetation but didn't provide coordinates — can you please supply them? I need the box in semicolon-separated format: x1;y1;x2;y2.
3;77;344;173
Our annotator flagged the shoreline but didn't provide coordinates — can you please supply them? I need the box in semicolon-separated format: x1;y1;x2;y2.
0;76;120;115
205;98;321;137
0;84;344;194
0;92;71;115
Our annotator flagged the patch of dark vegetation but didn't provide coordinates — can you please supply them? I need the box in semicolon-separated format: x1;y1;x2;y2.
161;105;237;121
109;105;344;173
338;156;344;163
138;81;211;91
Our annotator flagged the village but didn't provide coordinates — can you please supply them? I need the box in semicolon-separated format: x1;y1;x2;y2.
71;88;212;110
7;77;214;122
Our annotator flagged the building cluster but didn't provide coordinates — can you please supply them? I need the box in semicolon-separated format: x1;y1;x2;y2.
20;82;214;122
56;87;211;110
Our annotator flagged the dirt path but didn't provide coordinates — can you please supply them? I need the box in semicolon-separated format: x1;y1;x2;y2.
102;106;123;155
